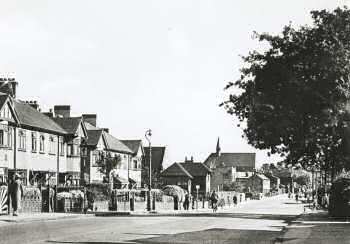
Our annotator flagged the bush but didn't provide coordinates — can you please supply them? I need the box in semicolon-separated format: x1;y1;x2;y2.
329;177;350;217
86;183;110;201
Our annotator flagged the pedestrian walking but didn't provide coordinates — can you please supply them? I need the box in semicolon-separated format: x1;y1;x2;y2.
10;173;24;216
233;195;238;207
210;190;218;212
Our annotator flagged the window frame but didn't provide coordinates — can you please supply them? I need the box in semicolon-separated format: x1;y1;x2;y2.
31;132;37;153
39;134;45;153
18;130;26;151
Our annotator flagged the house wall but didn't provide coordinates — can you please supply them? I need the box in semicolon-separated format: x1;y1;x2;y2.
262;179;271;193
129;146;142;187
15;129;65;172
190;175;209;196
247;176;270;194
0;124;14;169
247;176;262;193
88;147;131;184
210;167;235;191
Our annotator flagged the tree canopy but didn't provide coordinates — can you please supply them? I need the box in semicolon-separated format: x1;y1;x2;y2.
95;152;122;183
222;7;350;174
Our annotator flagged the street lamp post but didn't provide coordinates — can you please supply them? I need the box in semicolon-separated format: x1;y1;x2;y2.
145;129;152;212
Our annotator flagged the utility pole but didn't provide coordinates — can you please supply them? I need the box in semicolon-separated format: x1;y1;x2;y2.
145;129;152;212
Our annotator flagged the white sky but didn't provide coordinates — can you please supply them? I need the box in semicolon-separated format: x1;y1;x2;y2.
0;0;347;168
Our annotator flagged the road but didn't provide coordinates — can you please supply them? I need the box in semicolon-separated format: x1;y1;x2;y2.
0;195;304;244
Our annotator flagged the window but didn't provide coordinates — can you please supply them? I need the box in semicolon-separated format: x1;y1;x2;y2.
7;128;12;148
67;144;79;157
39;135;45;152
0;130;4;146
67;144;72;156
18;130;26;150
31;132;37;152
59;137;64;156
133;160;138;169
49;136;55;154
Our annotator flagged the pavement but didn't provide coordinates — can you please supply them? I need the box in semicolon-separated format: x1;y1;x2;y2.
277;209;350;244
0;194;307;244
0;212;93;225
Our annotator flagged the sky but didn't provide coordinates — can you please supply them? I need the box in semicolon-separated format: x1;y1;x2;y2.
0;0;347;168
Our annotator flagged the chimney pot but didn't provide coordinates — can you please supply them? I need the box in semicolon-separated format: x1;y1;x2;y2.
24;100;39;110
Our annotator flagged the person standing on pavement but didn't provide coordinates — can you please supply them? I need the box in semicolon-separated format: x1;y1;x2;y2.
10;173;24;216
183;193;190;210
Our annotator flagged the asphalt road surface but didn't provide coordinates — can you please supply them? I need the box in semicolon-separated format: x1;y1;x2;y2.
0;195;304;244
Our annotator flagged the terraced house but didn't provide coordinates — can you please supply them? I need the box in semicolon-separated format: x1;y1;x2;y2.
0;80;68;186
82;117;134;187
0;80;142;188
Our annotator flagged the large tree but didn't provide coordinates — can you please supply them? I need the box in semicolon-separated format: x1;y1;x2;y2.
222;7;350;178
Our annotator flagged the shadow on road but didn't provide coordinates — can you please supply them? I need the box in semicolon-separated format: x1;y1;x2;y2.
129;212;299;221
131;228;289;244
46;228;292;244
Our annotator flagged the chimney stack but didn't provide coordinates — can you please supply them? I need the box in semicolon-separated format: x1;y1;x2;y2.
82;114;97;127
0;78;18;98
43;111;53;118
102;128;109;133
54;105;71;118
25;100;39;110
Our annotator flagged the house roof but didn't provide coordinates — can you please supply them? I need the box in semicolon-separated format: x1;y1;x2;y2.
120;140;142;155
271;168;292;179
86;130;103;146
161;163;193;179
179;162;211;177
203;153;256;171
103;132;133;154
0;94;9;110
252;174;270;180
52;117;83;135
264;173;280;180
84;121;100;130
161;162;211;178
13;100;66;134
144;147;166;171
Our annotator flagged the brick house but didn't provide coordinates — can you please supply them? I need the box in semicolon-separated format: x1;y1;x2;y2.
246;173;271;194
203;138;256;191
160;157;211;196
